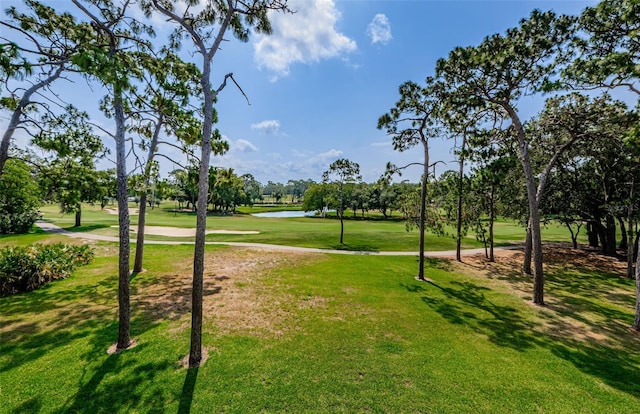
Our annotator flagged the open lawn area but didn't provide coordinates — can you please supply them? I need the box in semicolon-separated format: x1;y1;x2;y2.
1;229;638;413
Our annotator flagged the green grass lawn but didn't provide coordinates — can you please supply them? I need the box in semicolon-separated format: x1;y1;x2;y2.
1;233;638;413
38;203;587;251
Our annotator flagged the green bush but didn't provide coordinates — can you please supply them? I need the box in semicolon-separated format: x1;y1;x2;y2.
0;243;94;296
0;159;42;233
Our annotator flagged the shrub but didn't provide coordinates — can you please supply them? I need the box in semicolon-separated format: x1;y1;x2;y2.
0;243;94;296
0;159;42;233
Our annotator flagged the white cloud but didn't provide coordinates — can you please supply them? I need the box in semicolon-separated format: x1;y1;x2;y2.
253;0;357;80
316;149;343;163
371;141;391;147
367;14;392;45
234;139;258;153
251;119;281;134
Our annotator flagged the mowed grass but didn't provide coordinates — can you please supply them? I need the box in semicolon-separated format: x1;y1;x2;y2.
1;234;638;413
39;203;586;251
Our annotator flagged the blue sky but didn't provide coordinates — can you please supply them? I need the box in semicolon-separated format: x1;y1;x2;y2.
2;0;600;184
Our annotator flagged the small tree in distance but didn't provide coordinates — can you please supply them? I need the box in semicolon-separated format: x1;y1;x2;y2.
323;158;361;244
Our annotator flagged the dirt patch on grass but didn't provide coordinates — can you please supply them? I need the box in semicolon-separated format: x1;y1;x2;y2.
104;207;139;215
136;248;318;338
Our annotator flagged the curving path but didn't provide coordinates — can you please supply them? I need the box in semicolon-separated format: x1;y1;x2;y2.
35;221;516;257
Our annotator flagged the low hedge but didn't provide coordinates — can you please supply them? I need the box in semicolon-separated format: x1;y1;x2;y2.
0;243;94;296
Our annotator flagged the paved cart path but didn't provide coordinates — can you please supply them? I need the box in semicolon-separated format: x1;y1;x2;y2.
35;221;517;257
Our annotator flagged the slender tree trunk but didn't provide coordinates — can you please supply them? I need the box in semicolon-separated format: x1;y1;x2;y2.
566;223;578;249
489;187;495;263
594;220;607;253
418;140;429;280
619;217;628;250
587;221;599;248
133;192;148;273
634;249;640;330
627;182;635;279
455;134;466;263
530;209;544;304
605;214;617;255
75;204;81;228
189;56;215;368
133;116;163;274
0;66;64;177
114;84;131;351
339;183;344;244
523;219;532;274
505;105;543;304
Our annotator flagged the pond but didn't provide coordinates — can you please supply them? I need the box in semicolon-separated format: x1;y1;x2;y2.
251;210;335;218
251;210;315;218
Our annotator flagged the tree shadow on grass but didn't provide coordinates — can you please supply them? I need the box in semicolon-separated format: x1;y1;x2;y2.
178;367;199;414
328;243;380;253
0;277;121;373
56;343;173;413
10;397;41;414
546;339;640;397
419;279;540;351
440;251;640;398
422;257;454;272
1;268;223;374
65;224;112;233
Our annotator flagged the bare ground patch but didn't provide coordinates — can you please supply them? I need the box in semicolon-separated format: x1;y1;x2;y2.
136;248;319;338
104;207;139;215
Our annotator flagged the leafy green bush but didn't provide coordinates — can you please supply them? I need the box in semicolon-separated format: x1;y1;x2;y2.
0;243;94;296
0;159;42;233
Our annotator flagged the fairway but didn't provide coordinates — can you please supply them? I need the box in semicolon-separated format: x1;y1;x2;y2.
37;203;588;252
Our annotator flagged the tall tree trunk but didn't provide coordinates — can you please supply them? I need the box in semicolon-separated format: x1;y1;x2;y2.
634;249;640;330
505;104;543;304
619;217;628;250
593;220;607;253
339;183;344;244
627;183;635;279
455;134;466;263
133;116;163;274
75;204;81;228
489;187;495;263
189;56;215;368
523;219;532;274
605;214;617;255
114;84;131;351
530;209;544;304
133;192;148;273
418;141;429;280
587;221;599;247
